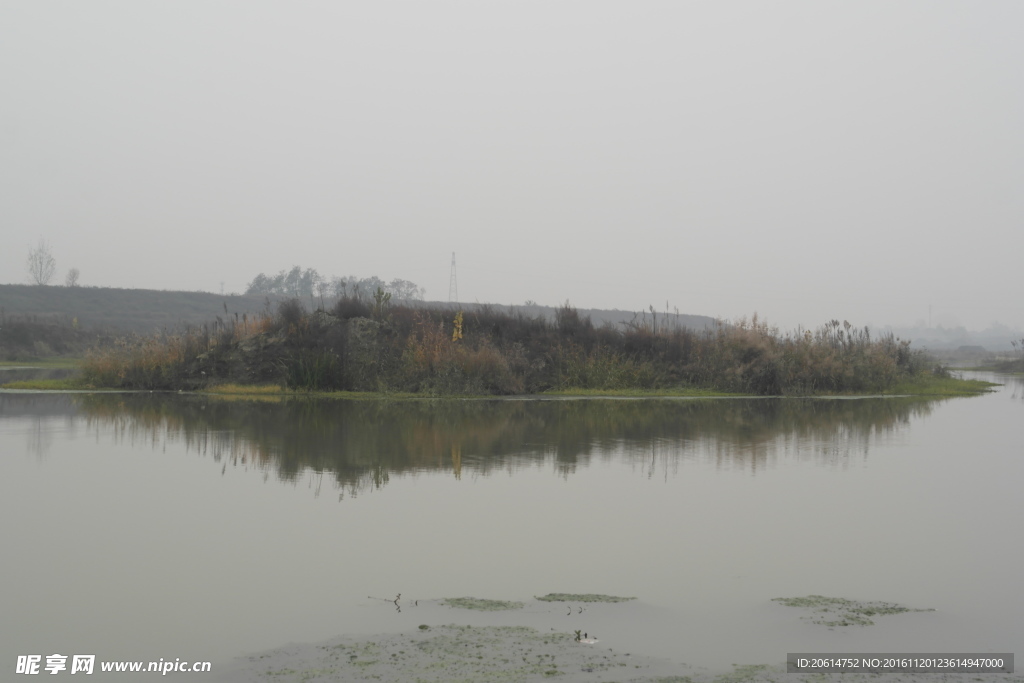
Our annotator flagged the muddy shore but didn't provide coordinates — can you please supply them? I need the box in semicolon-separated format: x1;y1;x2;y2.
214;596;1019;683
216;624;1019;683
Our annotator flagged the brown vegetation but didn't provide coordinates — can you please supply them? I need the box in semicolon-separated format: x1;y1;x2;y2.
78;298;938;395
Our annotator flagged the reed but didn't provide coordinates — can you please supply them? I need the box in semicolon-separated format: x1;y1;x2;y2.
78;300;978;396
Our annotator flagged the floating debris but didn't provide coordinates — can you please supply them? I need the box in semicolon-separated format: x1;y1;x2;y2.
536;593;636;603
440;597;525;611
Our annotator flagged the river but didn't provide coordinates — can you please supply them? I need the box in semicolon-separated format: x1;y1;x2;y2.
1;372;1020;680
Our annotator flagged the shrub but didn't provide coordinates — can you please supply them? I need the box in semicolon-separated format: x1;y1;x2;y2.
277;299;305;332
77;300;947;396
332;295;370;320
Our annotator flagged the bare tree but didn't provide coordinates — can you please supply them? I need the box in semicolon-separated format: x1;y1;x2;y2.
65;268;80;287
27;240;57;285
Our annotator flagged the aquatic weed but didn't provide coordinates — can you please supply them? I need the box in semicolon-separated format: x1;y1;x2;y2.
535;593;635;603
772;595;933;626
441;597;525;611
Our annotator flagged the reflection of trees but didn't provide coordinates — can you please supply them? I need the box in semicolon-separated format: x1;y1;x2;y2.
27;418;53;457
998;374;1023;402
70;394;943;496
1;393;78;418
0;394;79;458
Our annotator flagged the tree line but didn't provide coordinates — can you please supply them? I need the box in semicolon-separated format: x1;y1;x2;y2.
245;266;424;301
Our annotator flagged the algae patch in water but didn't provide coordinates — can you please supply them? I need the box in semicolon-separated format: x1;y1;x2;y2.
241;625;656;682
441;597;525;611
772;595;934;627
712;664;774;683
225;624;1023;683
536;593;636;603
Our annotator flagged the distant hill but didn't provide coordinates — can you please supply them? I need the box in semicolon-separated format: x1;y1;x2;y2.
0;285;719;335
0;284;287;334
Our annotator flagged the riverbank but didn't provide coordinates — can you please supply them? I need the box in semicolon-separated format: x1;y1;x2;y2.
0;358;81;368
0;376;997;397
214;622;726;682
217;626;1021;683
1;372;998;397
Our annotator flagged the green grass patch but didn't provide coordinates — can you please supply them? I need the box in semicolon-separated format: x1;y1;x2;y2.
542;387;748;397
441;597;525;611
204;383;285;395
535;593;635;603
712;664;773;683
312;390;470;399
0;378;92;391
200;387;483;400
882;375;998;396
543;376;998;398
959;365;1023;375
0;357;82;368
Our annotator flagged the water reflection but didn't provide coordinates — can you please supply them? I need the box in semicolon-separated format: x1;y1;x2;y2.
60;394;944;496
1001;373;1024;401
0;393;80;458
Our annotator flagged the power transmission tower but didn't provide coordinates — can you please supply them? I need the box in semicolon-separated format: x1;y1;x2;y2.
448;252;458;303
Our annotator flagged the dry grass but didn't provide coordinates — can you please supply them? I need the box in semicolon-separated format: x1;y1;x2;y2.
78;302;972;397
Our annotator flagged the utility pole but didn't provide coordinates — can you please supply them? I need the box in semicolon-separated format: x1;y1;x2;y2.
448;252;458;303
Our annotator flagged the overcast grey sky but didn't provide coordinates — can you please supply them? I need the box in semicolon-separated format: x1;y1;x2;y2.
2;1;1021;331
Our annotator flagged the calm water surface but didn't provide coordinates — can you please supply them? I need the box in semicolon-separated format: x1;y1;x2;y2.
1;373;1021;679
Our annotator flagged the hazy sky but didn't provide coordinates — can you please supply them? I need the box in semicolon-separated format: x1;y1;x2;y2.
2;2;1022;332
